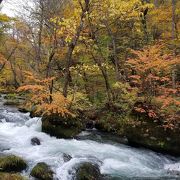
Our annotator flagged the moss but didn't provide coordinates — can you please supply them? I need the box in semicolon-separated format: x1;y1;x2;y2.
0;155;27;172
95;110;128;136
126;117;180;156
4;94;17;100
42;113;84;139
42;118;81;138
30;162;53;180
3;100;20;106
75;162;101;180
3;94;25;107
0;172;26;180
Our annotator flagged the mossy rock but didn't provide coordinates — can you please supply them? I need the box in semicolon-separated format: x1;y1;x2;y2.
30;109;42;118
42;113;84;139
30;162;53;180
3;94;25;107
126;118;180;156
75;162;101;180
94;110;127;136
18;107;30;113
3;100;21;106
0;155;27;172
0;172;26;180
4;94;17;100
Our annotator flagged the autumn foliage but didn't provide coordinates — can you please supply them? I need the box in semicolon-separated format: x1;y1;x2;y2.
0;0;180;131
127;45;180;129
17;71;72;117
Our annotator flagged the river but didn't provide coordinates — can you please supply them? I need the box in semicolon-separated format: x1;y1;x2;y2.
0;95;180;180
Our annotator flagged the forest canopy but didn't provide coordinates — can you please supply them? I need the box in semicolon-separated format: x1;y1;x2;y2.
0;0;179;131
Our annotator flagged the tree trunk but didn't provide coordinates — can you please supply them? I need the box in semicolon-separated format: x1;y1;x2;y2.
154;0;158;7
91;53;112;103
10;57;20;88
63;1;90;97
86;15;112;102
104;21;121;81
172;0;176;39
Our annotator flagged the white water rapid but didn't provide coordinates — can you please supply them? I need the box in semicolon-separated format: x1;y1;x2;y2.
0;95;180;180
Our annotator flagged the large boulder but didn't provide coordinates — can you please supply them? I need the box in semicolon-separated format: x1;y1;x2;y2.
126;119;180;156
82;105;126;136
3;94;25;107
42;113;84;139
30;162;54;180
75;162;102;180
0;155;27;172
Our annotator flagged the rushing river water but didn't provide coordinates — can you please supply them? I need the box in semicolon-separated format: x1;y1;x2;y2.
0;95;180;180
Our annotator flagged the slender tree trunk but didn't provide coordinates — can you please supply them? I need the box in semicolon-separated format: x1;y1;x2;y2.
91;53;112;103
172;69;176;89
82;71;90;98
35;0;44;71
172;0;176;39
141;8;149;43
63;1;90;97
10;57;20;88
87;16;112;103
154;0;158;8
171;0;177;88
46;51;55;78
104;21;121;81
46;50;55;103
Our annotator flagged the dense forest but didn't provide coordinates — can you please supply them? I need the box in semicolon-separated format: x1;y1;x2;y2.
0;0;180;179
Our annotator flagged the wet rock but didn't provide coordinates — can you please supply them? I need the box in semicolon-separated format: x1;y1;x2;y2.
3;101;20;106
4;94;17;100
18;107;29;113
31;137;41;146
3;94;24;107
63;153;72;162
42;113;84;139
75;162;102;180
30;109;42;118
0;155;27;172
126;119;180;156
30;162;54;180
0;172;24;180
86;120;95;129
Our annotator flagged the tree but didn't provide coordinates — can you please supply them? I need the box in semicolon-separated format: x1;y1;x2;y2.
17;71;72;117
63;0;90;97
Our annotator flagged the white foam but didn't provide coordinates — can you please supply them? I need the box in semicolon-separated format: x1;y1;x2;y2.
164;162;180;172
